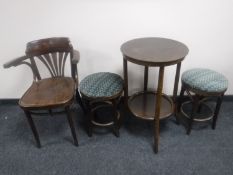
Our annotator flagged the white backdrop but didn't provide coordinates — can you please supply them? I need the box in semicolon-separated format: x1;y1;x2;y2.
0;0;232;98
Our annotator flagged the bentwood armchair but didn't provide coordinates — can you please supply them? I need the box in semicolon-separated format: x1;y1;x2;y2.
3;37;82;147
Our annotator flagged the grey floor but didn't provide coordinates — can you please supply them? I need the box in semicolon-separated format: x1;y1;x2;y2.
0;100;233;175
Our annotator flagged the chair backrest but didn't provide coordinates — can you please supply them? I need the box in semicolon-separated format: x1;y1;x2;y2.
25;37;74;81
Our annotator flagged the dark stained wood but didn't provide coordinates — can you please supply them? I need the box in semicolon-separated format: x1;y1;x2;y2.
86;101;93;137
112;99;120;137
3;38;80;82
19;77;75;109
122;58;128;127
3;37;81;147
144;66;148;91
128;91;173;120
123;58;128;100
84;96;122;137
121;37;189;66
173;63;181;101
30;57;41;80
65;106;78;146
173;62;182;123
176;85;185;124
121;37;188;153
76;90;86;113
3;55;28;68
186;95;199;135
59;52;64;76
26;37;72;56
71;50;80;85
154;66;164;153
24;110;41;148
212;95;223;129
178;83;225;134
72;50;80;64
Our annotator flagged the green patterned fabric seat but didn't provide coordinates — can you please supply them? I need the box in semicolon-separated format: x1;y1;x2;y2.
181;68;228;93
80;72;123;98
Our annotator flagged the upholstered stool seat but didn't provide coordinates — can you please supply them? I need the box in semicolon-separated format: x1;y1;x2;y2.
80;72;123;99
177;68;228;134
181;68;228;94
79;72;124;137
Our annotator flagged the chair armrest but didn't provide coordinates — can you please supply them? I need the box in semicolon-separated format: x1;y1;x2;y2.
72;50;80;64
3;55;28;68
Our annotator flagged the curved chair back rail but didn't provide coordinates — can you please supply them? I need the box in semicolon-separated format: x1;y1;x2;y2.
3;37;80;83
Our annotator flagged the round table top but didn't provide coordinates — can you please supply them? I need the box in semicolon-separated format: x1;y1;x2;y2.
121;37;189;66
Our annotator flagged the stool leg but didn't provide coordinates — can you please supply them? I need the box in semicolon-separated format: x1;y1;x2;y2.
65;106;78;146
23;110;41;148
187;96;199;135
173;62;182;124
212;95;223;130
122;58;128;128
118;96;124;128
86;101;93;137
112;99;120;137
197;96;204;113
176;85;185;124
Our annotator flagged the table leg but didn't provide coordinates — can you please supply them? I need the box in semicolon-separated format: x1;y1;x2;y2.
121;58;128;126
144;66;148;91
173;62;182;123
123;58;128;100
154;66;164;153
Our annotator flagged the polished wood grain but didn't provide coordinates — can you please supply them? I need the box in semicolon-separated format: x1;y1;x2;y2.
178;82;225;135
84;91;122;137
121;37;189;66
19;77;74;109
26;37;72;56
121;37;188;153
3;37;81;147
128;91;173;120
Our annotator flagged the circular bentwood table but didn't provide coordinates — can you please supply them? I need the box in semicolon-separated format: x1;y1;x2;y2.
121;37;189;153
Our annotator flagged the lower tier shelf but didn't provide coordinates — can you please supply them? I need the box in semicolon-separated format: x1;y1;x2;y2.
127;91;174;120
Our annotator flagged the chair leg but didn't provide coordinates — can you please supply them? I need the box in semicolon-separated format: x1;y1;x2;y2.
65;106;78;146
23;110;41;148
76;90;86;114
112;99;120;137
212;95;223;130
187;96;199;135
176;85;185;124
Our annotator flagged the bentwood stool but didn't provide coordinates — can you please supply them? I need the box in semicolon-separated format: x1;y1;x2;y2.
177;68;228;135
79;72;124;137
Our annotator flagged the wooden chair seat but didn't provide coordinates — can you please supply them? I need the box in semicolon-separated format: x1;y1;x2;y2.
19;77;75;109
